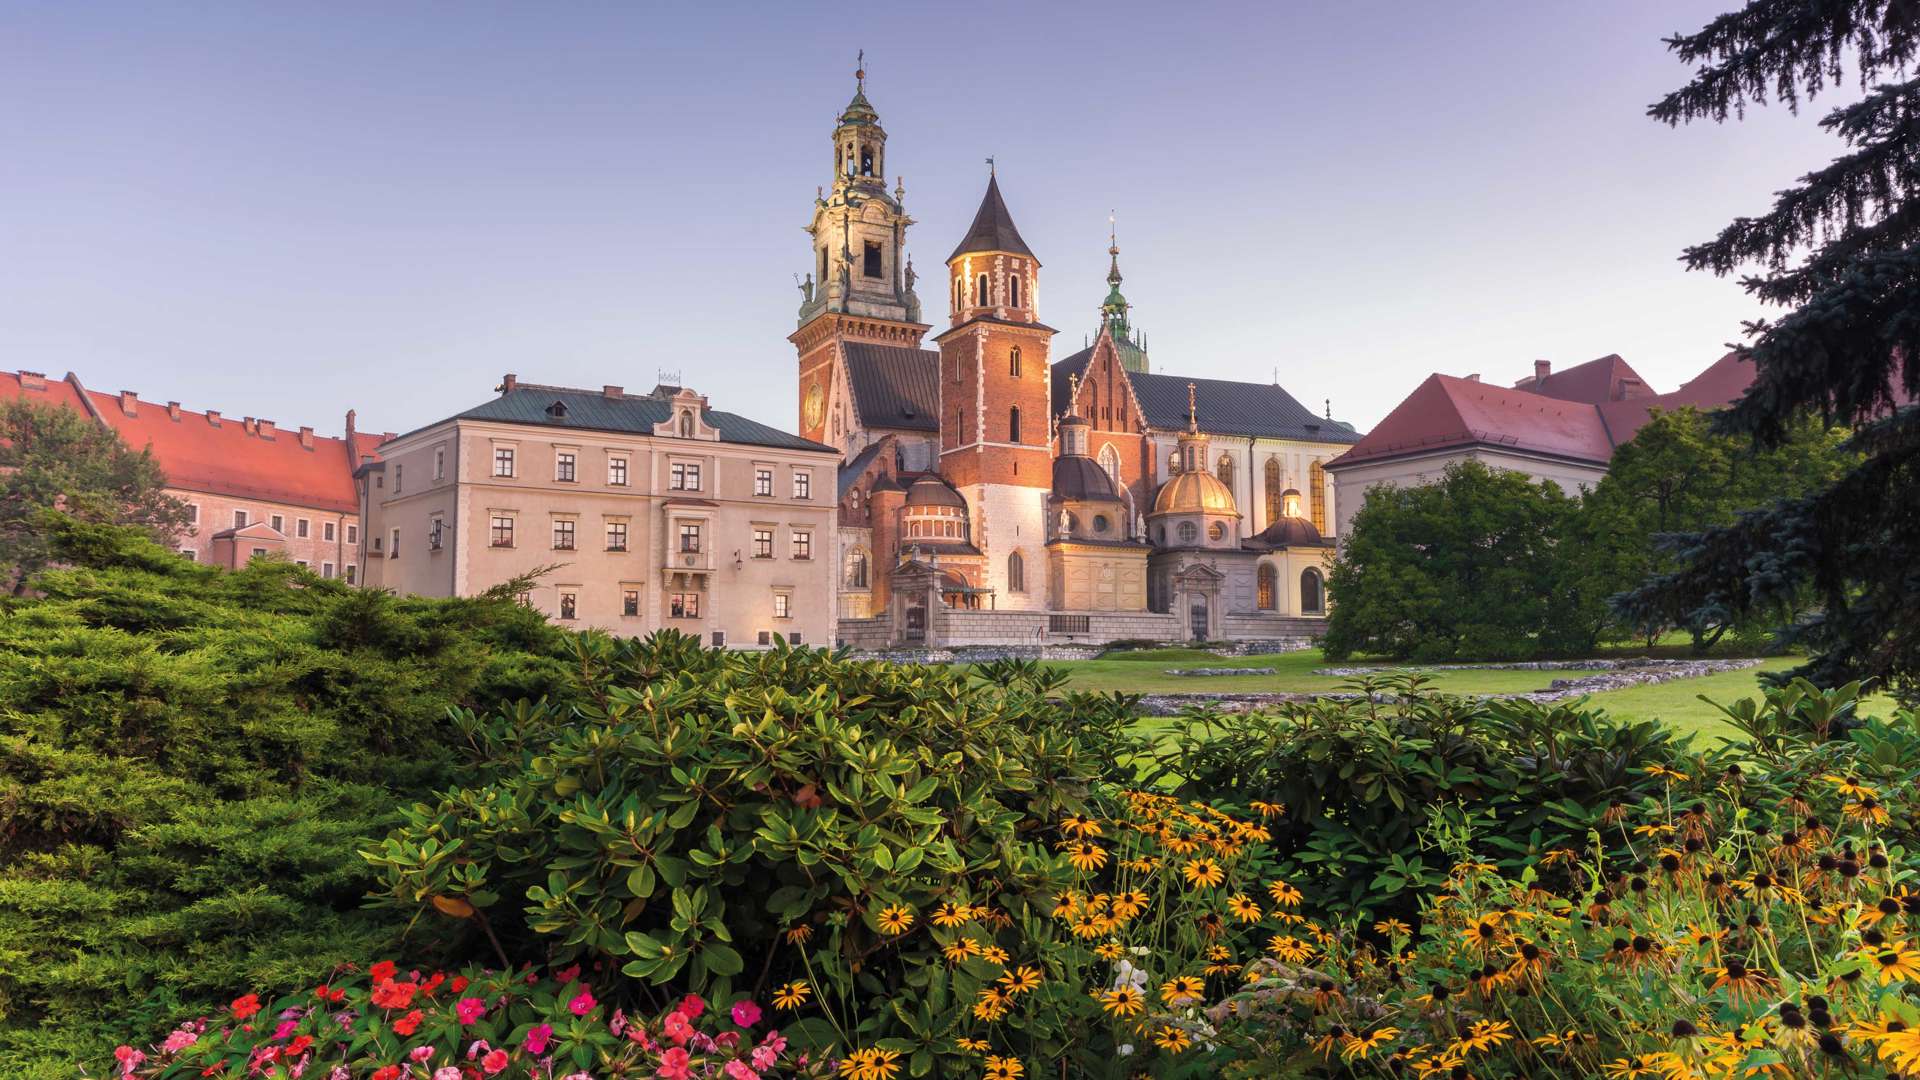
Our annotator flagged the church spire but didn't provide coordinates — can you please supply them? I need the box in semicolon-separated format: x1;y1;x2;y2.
1100;212;1131;339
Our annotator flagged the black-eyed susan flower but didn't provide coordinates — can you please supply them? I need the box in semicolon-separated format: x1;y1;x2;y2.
875;904;915;935
931;902;972;928
1098;986;1145;1018
1871;943;1920;984
973;986;1012;1021
955;1037;990;1054
980;944;1010;965
940;937;982;964
1226;894;1263;923
1182;858;1224;889
1341;1026;1400;1062
1159;975;1205;1006
1250;800;1285;818
1267;879;1303;906
784;924;814;945
1094;941;1125;962
1109;890;1149;921
1450;1018;1513;1055
1063;841;1109;872
1707;956;1775;1004
982;1055;1023;1080
1152;1025;1191;1053
997;965;1043;994
1059;814;1102;839
1373;918;1411;938
772;981;811;1010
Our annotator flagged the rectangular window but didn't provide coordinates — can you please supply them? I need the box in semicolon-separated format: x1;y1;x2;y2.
863;240;882;279
558;591;577;620
608;457;628;486
789;632;802;646
669;592;700;619
679;523;702;554
791;531;812;560
606;521;627;551
555;452;576;482
388;527;400;557
757;630;772;646
711;630;726;648
752;528;773;559
490;516;515;547
296;518;310;538
323;521;336;542
754;468;773;497
252;547;267;558
623;589;640;617
494;446;516;477
434;447;446;480
552;520;575;550
792;470;812;499
295;559;308;568
347;524;358;544
180;548;196;561
670;461;701;491
345;564;356;584
428;519;444;550
188;503;200;524
271;514;285;533
393;465;402;494
235;509;249;527
371;534;383;553
774;592;791;619
322;562;334;579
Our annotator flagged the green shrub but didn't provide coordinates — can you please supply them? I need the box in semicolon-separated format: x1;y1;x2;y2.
0;519;578;1072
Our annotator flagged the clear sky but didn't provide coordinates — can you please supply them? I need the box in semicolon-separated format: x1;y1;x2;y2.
0;1;1848;439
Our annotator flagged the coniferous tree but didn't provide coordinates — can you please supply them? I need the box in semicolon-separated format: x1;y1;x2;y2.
1618;2;1920;696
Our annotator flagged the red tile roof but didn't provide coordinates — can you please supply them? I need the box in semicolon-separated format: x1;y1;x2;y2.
1513;354;1657;405
0;370;90;414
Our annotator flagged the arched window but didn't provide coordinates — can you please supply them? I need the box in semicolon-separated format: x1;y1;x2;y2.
1257;563;1277;610
1310;459;1328;533
975;274;989;306
1177;521;1198;544
1087;383;1099;429
1281;488;1302;518
679;411;694;437
1009;346;1021;377
953;275;962;312
859;145;874;176
846;548;870;589
1008;273;1021;308
1301;567;1325;613
1216;454;1235;490
1008;406;1021;443
1008;550;1025;592
1264;459;1282;522
1098;443;1121;483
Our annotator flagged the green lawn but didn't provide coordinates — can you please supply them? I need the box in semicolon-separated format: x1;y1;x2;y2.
1037;647;1828;739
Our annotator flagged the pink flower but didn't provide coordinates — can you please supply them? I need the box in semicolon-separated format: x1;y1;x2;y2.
751;1046;778;1071
676;994;706;1019
466;1039;492;1060
481;1049;510;1075
553;964;581;985
409;1046;436;1063
161;1028;199;1053
758;1031;787;1055
434;1069;463;1080
689;1032;715;1053
523;1024;553;1056
456;997;487;1024
724;1062;760;1080
609;1009;627;1037
714;1031;739;1050
273;1019;299;1041
662;1011;691;1046
730;1000;762;1028
657;1046;692;1080
114;1046;145;1077
568;988;597;1017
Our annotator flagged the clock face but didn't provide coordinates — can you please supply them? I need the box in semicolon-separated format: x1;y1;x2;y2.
803;381;826;429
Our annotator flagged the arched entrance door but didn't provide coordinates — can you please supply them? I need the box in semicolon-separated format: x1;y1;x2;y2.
1188;593;1209;642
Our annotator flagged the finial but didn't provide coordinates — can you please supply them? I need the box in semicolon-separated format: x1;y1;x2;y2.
985;156;995;176
1068;371;1080;406
1325;398;1333;420
1187;381;1198;433
856;49;865;90
1108;210;1117;252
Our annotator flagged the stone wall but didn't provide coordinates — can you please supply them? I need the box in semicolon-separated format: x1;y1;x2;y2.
1218;614;1324;652
835;616;892;650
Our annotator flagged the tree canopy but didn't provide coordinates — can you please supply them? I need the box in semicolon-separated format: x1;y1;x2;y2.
1618;0;1920;697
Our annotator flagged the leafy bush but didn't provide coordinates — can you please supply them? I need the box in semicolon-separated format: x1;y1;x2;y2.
0;519;578;1073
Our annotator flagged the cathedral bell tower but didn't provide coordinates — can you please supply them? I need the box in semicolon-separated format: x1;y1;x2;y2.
789;58;928;447
934;170;1055;610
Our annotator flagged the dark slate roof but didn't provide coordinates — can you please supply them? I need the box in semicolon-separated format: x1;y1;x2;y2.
904;475;968;508
843;343;939;432
838;439;887;498
1245;515;1329;550
1050;455;1120;501
430;384;834;452
948;175;1035;261
1048;355;1363;444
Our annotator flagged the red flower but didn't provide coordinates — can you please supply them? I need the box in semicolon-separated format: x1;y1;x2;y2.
370;960;399;984
392;1010;424;1036
314;983;333;1000
450;975;470;993
230;994;262;1020
480;1049;509;1075
372;1067;402;1080
371;981;418;1010
421;972;447;997
287;1035;313;1056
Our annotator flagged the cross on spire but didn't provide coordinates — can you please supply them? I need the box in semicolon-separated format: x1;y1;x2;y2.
985;156;995;176
1187;381;1198;433
856;50;865;90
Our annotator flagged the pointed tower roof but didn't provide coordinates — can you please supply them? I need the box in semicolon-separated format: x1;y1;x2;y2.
839;54;879;126
948;174;1035;261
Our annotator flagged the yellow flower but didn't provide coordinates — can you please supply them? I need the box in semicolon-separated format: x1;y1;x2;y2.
1870;943;1920;984
1059;814;1103;838
1846;796;1891;825
941;937;982;963
1824;773;1878;799
1069;911;1105;939
1462;915;1504;951
1341;1026;1400;1062
838;1048;902;1080
1094;941;1125;961
1644;764;1690;783
997;965;1043;994
1098;986;1146;1018
980;944;1010;965
1250;800;1285;818
931;902;973;928
771;981;811;1010
1267;934;1313;963
1109;890;1150;921
784;924;814;944
1373;918;1411;938
1226;894;1263;923
973;986;1012;1021
1266;879;1303;907
982;1056;1024;1080
1062;841;1109;872
1450;1019;1513;1055
1152;1025;1191;1053
875;904;915;935
1600;1059;1660;1079
1159;975;1205;1006
1050;892;1083;919
955;1037;990;1054
1182;858;1225;889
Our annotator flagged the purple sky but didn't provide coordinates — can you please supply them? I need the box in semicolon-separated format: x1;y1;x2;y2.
0;2;1850;439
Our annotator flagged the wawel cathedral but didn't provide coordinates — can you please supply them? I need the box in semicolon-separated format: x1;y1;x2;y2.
791;68;1362;648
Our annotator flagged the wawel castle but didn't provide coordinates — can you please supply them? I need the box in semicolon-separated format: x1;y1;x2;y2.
6;66;1757;651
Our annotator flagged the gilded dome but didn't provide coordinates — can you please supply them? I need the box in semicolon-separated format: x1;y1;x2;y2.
1151;468;1239;517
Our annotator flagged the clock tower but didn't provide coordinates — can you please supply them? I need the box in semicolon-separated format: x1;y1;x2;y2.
788;59;930;448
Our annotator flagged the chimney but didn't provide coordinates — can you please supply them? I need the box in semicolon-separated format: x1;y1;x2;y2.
1534;359;1551;383
118;390;139;417
206;410;222;427
1464;373;1481;382
17;371;45;391
298;425;314;449
345;409;357;437
258;419;276;439
166;401;182;421
1616;377;1644;400
602;384;624;399
499;373;518;395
